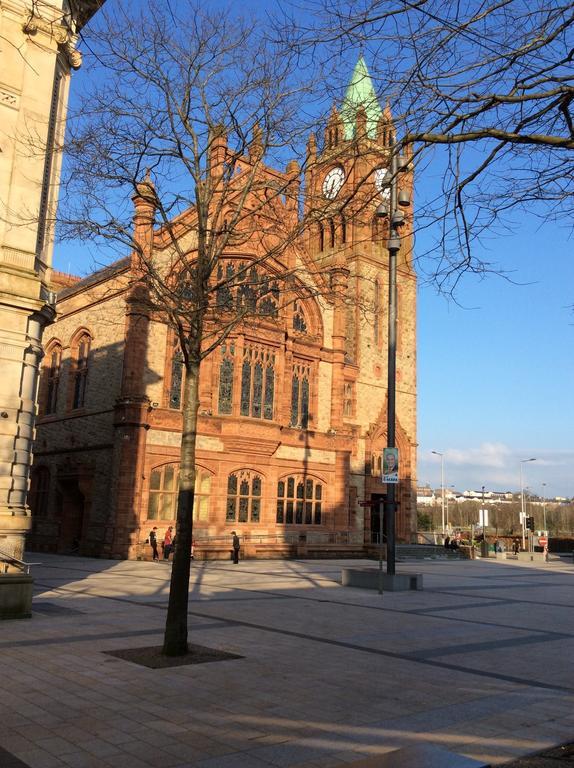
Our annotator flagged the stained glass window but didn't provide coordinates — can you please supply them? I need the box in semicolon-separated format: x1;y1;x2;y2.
170;349;184;409
218;343;234;414
276;476;323;525
241;355;251;416
290;361;311;428
240;346;275;420
293;301;307;333
226;470;262;524
252;362;263;418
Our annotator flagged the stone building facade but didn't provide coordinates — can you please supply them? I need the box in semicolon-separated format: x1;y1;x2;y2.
0;0;103;562
28;59;418;559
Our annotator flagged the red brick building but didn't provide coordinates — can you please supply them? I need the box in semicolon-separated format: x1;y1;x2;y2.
28;60;417;559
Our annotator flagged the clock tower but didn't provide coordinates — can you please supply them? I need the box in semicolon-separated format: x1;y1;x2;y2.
304;56;417;542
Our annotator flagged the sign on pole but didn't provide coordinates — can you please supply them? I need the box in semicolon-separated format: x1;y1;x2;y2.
479;508;489;527
382;448;399;484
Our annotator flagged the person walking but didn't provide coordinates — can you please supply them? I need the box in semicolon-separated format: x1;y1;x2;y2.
231;531;240;564
163;526;173;561
149;526;159;561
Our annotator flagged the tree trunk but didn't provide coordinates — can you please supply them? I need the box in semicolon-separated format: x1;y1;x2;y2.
162;358;200;656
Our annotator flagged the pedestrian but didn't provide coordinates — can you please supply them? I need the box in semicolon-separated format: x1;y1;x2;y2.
231;531;240;564
163;526;173;560
444;535;451;549
149;526;159;561
544;544;549;563
513;539;520;555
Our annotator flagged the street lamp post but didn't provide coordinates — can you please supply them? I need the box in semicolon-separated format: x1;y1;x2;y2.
445;484;455;529
520;458;536;550
376;145;410;577
542;482;547;533
432;451;445;536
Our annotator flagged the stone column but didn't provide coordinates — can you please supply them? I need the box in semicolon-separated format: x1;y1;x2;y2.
0;303;54;561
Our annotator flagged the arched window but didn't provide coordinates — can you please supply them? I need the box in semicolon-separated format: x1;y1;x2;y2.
290;361;310;428
226;470;262;523
292;301;307;333
147;464;211;521
329;218;336;248
240;345;275;420
41;343;61;415
318;222;324;253
276;476;323;525
169;340;184;409
71;333;91;409
340;213;346;244
218;342;235;414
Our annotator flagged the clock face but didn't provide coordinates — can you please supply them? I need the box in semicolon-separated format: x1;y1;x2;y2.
375;168;391;198
322;167;345;199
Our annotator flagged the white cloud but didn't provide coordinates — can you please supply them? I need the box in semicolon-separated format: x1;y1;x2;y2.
420;443;574;496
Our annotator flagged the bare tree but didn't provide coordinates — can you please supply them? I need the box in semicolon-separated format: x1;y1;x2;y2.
278;0;574;290
59;1;330;656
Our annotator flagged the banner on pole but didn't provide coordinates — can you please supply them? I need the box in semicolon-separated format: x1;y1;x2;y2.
382;448;399;484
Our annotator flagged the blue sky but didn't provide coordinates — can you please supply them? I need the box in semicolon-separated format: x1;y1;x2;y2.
54;3;573;499
417;218;573;498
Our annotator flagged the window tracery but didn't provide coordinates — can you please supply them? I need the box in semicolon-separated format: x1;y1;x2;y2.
169;340;184;410
147;464;211;521
290;361;310;428
226;470;262;523
71;333;90;409
218;342;235;414
240;345;275;420
42;343;61;415
276;475;323;525
292;301;307;333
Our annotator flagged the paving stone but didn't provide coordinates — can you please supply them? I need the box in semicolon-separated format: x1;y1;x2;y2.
2;555;574;768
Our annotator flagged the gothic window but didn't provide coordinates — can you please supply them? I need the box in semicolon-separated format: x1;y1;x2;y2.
216;262;233;309
293;301;307;333
276;475;323;525
218;342;235;414
240;345;275;420
329;218;336;248
28;466;50;518
318;222;324;252
42;344;61;415
343;381;355;418
147;464;211;521
340;213;346;244
226;470;262;523
72;333;90;409
169;343;184;409
290;361;310;428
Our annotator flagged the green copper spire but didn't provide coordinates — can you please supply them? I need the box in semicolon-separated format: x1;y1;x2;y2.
341;56;383;140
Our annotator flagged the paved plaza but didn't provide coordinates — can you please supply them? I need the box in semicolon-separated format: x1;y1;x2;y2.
1;554;573;768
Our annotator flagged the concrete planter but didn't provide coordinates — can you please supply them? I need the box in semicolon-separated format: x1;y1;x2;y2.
0;573;33;619
342;568;423;591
